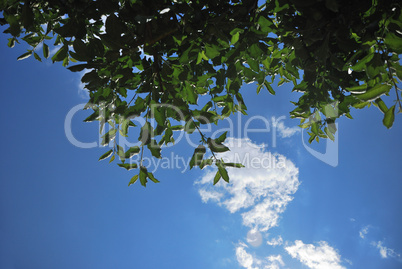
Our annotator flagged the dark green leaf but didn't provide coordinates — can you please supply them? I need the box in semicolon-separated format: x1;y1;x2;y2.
99;149;113;161
264;81;275;95
147;140;161;159
51;46;68;63
118;163;138;170
208;138;230;153
17;51;31;61
139;166;148;186
43;43;49;58
33;52;41;62
205;44;220;59
189;145;206;168
125;146;140;158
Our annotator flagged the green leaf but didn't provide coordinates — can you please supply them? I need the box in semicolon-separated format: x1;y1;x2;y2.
231;32;240;45
346;84;367;94
101;129;117;146
117;145;125;161
383;105;395;129
213;170;221;185
205;44;219;59
51;45;68;62
147;140;161;158
354;84;392;101
351;53;374;71
17;51;31;61
256;84;263;94
33;52;42;62
99;149;113;161
217;162;229;183
215;131;227;144
43;43;49;58
109;155;115;163
147;172;160;183
199;158;213;169
83;111;99;122
128;175;138;186
185;85;198;104
257;16;272;32
139;166;148;186
264;81;275;95
118;163;138;170
384;33;402;54
184;120;196;134
196;51;203;64
139;122;152;145
374;98;388;114
189;145;206;168
222;162;244;168
308;134;316;144
67;64;89;72
324;127;335;141
208;138;230;153
7;38;15;48
125;146;140;158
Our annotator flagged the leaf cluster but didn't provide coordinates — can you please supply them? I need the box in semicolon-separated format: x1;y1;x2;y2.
1;0;401;186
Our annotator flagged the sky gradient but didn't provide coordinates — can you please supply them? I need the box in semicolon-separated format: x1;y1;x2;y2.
1;29;402;269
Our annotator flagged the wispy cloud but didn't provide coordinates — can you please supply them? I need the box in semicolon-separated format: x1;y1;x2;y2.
371;241;401;259
197;138;300;232
359;225;370;239
266;235;283;247
285;240;346;269
271;116;300;138
236;242;285;269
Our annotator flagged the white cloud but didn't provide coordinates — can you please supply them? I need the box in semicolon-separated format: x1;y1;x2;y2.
236;243;259;269
285;240;345;269
271;116;300;138
371;241;401;259
267;235;283;247
266;255;285;269
236;243;285;269
196;138;300;232
359;225;370;239
198;188;223;203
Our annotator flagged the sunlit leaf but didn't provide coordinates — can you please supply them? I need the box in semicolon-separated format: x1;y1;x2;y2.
383;105;395;129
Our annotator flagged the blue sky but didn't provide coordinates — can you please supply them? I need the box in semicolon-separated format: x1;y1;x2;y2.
1;30;402;269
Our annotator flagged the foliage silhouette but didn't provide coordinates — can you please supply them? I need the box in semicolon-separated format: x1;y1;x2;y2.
1;0;401;185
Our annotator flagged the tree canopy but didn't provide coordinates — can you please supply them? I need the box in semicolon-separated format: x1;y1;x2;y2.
1;0;401;186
